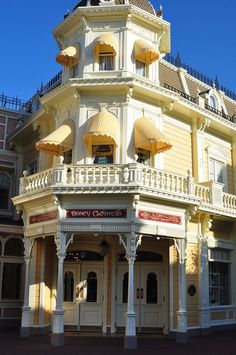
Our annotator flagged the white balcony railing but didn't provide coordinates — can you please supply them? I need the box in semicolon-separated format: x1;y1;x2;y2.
18;163;236;215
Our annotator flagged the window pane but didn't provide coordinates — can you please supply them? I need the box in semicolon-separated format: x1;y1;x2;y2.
122;272;128;303
4;238;24;256
209;95;217;109
99;54;113;70
0;188;9;209
64;271;74;302
92;145;113;164
2;263;22;299
146;272;158;304
86;272;97;302
0;125;4;140
136;60;146;76
209;261;230;305
135;148;150;165
0;173;9;187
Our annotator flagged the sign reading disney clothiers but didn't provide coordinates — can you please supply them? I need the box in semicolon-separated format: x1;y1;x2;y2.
66;209;127;218
138;210;182;225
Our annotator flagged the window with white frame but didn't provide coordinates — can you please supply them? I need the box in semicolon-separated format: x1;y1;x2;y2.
209;158;225;184
99;52;114;71
209;248;231;305
135;60;146;77
209;95;218;110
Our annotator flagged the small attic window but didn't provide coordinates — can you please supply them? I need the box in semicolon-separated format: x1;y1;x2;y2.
209;95;218;110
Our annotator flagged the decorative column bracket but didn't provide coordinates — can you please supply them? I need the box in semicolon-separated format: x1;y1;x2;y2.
118;233;142;257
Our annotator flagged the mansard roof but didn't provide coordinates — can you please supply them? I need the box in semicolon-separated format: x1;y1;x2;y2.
73;0;157;16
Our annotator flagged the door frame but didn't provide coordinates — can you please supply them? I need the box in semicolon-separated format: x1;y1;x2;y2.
115;260;166;332
63;259;107;332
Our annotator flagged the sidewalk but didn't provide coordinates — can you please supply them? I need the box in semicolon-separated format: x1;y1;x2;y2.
0;330;235;355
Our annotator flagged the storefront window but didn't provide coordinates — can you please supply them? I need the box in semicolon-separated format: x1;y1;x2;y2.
92;145;113;164
209;248;231;305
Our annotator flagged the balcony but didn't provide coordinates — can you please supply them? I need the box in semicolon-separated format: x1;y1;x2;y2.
15;163;236;217
163;84;236;124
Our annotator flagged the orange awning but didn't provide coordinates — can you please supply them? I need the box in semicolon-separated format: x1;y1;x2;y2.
36;119;74;156
93;34;118;57
56;44;80;67
84;112;119;146
135;117;172;153
134;39;159;65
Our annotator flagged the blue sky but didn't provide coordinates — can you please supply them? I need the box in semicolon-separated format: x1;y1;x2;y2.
0;0;235;101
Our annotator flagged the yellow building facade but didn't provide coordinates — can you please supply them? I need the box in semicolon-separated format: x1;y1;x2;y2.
10;0;236;348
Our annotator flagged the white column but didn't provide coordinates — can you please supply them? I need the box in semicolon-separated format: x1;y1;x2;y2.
175;238;188;343
51;232;73;346
119;232;142;349
20;237;34;337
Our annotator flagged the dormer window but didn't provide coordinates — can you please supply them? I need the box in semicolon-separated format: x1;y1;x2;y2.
99;52;114;71
209;95;217;110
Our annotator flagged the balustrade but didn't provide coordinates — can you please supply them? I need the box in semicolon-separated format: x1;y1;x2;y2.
17;163;236;215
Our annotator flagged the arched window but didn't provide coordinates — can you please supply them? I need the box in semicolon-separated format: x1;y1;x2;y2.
64;271;74;302
0;173;10;210
4;238;24;257
122;272;129;303
86;272;97;302
209;95;217;110
146;272;158;304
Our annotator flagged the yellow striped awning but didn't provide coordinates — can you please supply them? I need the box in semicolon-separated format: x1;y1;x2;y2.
135;117;172;154
134;39;159;65
56;44;80;67
84;112;118;146
36;119;74;156
93;34;118;57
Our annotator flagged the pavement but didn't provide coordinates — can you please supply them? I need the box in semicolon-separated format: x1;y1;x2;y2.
0;329;235;355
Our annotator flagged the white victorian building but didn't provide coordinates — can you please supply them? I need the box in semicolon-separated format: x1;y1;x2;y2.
10;0;236;349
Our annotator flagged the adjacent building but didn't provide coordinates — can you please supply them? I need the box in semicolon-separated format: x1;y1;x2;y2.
0;95;31;328
2;0;236;349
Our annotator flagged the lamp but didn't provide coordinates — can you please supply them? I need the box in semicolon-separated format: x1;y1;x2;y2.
99;240;109;257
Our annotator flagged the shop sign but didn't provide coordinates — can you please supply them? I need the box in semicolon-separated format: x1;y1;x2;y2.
66;209;127;218
29;211;57;224
138;210;181;225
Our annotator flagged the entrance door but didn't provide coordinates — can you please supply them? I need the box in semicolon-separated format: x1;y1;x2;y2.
63;262;104;328
79;264;103;327
116;263;164;331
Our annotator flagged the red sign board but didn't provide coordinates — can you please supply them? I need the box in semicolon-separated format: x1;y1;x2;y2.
138;210;181;225
66;209;127;218
29;211;57;224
